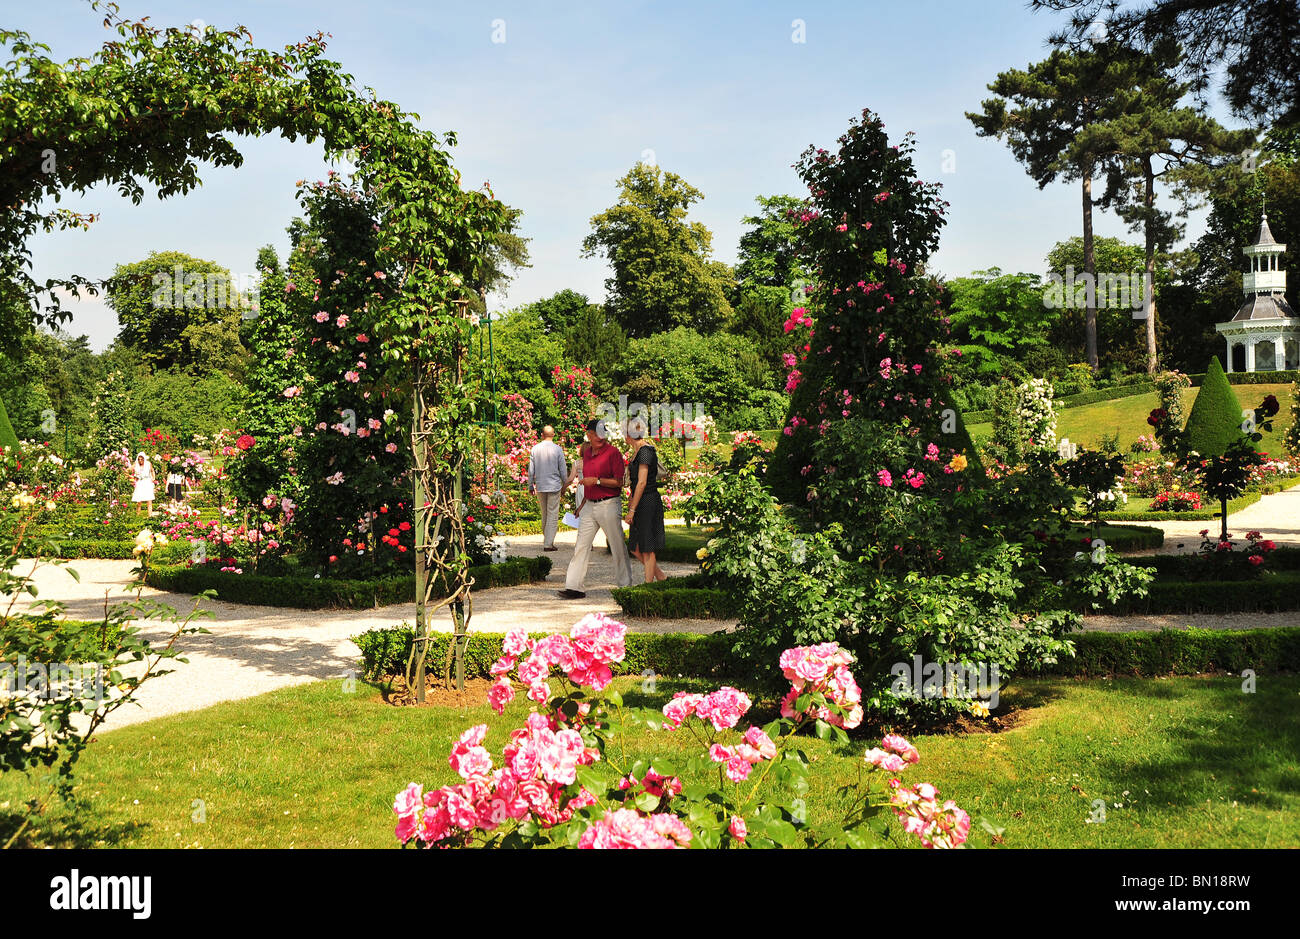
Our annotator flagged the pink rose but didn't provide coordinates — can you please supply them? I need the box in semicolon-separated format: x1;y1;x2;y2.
488;679;514;715
729;815;747;841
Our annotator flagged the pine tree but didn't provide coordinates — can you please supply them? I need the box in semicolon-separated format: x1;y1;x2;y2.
1183;358;1244;456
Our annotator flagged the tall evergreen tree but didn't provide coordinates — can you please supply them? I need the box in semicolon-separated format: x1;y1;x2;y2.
969;44;1156;369
1036;0;1300;126
1096;43;1255;372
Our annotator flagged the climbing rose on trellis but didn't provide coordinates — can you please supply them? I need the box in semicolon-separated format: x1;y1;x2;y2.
552;366;596;450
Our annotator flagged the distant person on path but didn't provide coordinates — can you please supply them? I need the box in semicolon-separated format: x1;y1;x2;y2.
623;418;667;582
528;425;568;552
131;452;155;517
557;418;631;599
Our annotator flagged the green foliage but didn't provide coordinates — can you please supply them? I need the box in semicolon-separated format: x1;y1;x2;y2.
551;366;596;450
615;327;775;426
488;305;568;424
1159;127;1298;373
107;250;250;374
1183;358;1245;456
0;330;101;447
988;381;1028;465
0;393;17;449
561;305;625;403
581;163;734;336
945;267;1055;358
1093;568;1300;614
0;520;208;844
124;369;241;444
351;621;1300;685
769;108;963;501
227;244;312;509
734;194;806;294
85;370;133;461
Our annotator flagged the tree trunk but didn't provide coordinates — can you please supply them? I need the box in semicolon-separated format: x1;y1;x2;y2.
1082;171;1099;370
1143;157;1158;374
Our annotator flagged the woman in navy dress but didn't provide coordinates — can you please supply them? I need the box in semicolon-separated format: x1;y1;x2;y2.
623;420;667;582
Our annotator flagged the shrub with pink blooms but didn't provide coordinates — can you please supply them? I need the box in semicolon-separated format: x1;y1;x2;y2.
391;618;971;849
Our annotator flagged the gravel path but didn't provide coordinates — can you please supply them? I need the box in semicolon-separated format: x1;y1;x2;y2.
1119;483;1300;554
12;526;724;731
15;485;1300;730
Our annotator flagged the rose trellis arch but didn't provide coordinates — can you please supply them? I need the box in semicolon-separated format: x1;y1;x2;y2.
0;3;510;694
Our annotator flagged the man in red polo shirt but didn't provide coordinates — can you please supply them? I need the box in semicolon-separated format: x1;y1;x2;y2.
558;418;632;598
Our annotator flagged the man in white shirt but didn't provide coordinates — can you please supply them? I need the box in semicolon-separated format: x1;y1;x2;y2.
528;426;568;552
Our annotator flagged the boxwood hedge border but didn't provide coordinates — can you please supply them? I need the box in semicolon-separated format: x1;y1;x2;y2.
351;625;1300;684
143;555;552;610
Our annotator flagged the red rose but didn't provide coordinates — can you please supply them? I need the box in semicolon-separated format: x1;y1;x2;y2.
236;434;255;451
398;521;411;531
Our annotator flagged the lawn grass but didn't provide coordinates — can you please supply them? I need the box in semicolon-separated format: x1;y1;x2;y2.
4;672;1296;849
969;383;1294;455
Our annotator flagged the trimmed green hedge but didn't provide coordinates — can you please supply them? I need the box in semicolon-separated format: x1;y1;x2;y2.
1095;568;1300;614
611;574;735;619
352;627;735;681
1034;627;1300;677
32;539;194;562
1188;369;1300;387
352;625;1300;684
964;382;1157;425
1055;382;1157;410
1076;522;1164;551
144;555;552;609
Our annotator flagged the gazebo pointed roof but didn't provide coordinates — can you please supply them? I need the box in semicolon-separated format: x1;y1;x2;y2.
1252;212;1280;248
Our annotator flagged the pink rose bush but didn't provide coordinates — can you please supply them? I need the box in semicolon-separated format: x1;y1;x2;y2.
392;622;971;849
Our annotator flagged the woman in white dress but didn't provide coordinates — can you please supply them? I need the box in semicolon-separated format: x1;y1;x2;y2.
131;452;155;516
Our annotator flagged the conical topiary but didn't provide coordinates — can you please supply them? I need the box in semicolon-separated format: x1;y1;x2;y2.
0;393;19;450
1183;357;1244;457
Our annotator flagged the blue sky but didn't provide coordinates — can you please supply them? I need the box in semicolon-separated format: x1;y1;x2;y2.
15;0;1248;349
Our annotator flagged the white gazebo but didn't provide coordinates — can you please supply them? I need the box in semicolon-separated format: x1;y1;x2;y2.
1217;211;1298;372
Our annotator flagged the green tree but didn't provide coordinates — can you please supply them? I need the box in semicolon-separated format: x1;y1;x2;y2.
1162;124;1299;373
1183;357;1244;456
945;268;1055;360
734;194;807;295
469;206;531;319
969;44;1160;369
489;305;568;424
581;163;734;336
523;288;591;335
106;250;250;373
562;304;625;401
616;327;775;426
1095;43;1256;372
1036;0;1300;125
730;195;808;381
1044;235;1195;372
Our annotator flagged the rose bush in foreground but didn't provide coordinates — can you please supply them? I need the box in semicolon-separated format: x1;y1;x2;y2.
392;614;970;849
